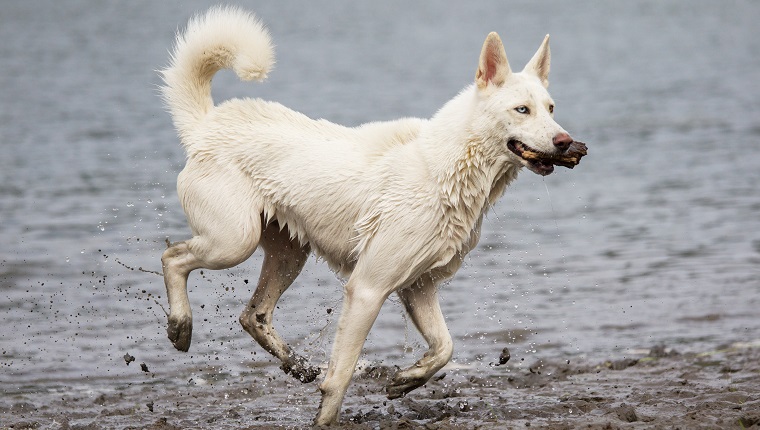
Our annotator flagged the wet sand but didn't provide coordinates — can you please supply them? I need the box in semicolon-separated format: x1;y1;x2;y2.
3;341;758;429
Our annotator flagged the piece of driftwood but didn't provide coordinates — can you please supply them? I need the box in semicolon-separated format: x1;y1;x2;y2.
521;141;588;169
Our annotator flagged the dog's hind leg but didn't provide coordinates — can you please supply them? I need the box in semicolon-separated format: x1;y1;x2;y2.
161;240;201;352
162;230;259;352
386;277;453;399
162;166;261;352
239;221;320;383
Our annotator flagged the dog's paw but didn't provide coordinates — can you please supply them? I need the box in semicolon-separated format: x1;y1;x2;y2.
280;354;321;383
167;315;192;352
385;372;427;399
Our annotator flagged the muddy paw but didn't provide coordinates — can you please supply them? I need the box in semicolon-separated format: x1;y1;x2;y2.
280;355;321;383
386;373;427;399
167;316;192;352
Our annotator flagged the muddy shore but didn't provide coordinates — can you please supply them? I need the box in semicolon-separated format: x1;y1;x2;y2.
3;341;758;429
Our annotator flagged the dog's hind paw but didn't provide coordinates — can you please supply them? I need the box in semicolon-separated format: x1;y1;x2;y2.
385;373;428;399
167;315;192;352
280;354;321;383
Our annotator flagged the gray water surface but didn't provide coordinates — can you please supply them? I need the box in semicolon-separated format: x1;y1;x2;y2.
1;0;758;409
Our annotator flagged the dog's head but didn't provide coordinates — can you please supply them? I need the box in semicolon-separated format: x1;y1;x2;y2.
473;33;582;176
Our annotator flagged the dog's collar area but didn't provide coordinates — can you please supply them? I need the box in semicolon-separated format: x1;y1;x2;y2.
507;139;555;176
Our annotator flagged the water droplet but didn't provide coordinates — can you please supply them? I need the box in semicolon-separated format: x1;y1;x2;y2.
98;224;105;231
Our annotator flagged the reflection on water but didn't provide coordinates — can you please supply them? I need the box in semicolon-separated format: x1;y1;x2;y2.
1;0;758;400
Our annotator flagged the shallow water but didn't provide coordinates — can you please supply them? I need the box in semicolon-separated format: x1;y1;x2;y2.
1;0;759;425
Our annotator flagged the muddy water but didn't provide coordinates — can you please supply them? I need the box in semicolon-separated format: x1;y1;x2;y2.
1;1;759;428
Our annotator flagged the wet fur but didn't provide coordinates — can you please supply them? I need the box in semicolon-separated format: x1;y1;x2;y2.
160;6;574;426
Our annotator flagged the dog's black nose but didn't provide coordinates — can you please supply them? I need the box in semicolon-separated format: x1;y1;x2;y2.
553;133;573;151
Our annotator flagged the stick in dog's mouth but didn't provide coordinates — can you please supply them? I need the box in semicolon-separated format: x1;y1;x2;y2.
508;139;588;176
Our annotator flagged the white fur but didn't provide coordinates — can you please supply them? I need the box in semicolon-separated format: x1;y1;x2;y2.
159;6;575;426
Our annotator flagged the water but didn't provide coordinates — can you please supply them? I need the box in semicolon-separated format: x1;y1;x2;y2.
1;0;759;407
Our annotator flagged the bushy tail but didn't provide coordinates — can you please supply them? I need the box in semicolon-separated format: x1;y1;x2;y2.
160;6;274;145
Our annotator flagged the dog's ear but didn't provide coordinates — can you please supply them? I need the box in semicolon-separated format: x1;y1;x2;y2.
476;32;511;89
523;34;551;88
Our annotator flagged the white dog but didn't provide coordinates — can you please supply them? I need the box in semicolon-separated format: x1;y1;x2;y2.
160;6;585;426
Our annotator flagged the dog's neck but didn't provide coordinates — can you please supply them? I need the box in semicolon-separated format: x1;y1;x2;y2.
420;85;521;243
423;85;519;208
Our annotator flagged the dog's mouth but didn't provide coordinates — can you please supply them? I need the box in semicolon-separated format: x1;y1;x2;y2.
507;139;588;176
508;140;555;176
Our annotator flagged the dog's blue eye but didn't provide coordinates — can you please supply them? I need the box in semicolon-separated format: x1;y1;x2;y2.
515;106;529;114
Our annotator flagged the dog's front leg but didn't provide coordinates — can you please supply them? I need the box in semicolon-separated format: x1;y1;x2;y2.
386;277;453;399
314;279;390;426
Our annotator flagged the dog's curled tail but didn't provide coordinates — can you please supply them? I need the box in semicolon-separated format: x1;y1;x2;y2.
160;6;274;144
